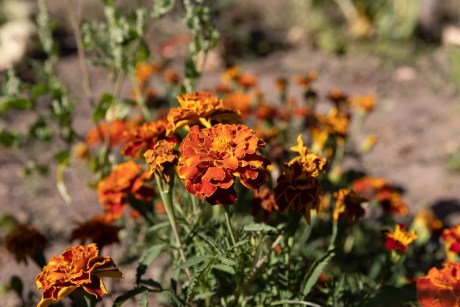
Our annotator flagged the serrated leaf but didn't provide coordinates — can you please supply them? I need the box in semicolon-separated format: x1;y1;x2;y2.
147;222;170;233
243;223;277;233
216;255;236;266
173;255;212;272
161;290;184;307
139;290;148;307
301;249;335;297
213;263;235;275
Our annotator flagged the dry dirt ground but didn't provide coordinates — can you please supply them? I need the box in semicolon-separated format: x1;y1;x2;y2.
1;46;460;306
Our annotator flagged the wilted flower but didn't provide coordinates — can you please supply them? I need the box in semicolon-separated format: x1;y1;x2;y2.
144;139;178;182
5;224;48;265
333;189;367;224
122;119;171;158
97;161;155;221
167;92;240;135
36;244;123;307
178;124;270;205
86;120;130;148
70;216;121;251
442;225;460;262
223;92;252;119
384;224;417;253
274;135;326;223
416;262;460;307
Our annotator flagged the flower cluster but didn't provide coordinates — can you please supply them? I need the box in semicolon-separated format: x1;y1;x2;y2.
122;119;171;158
36;244;123;307
332;189;367;224
416;262;460;307
274;135;326;223
97;161;155;221
178;124;270;205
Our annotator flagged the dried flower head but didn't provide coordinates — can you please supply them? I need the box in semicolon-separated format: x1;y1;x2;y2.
178;124;270;205
144;139;178;182
416;262;460;307
70;216;121;251
333;189;367;224
384;224;417;253
36;244;123;307
274;135;326;223
5;224;48;265
167;91;240;135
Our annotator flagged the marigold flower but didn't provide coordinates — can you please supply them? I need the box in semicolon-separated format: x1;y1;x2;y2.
135;62;161;85
384;224;417;253
416;262;460;307
315;108;350;140
215;83;232;94
178;124;270;205
167;91;240;135
222;66;241;83
223;92;252;119
163;69;181;85
327;89;349;109
70;216;121;251
144;139;178;182
275;77;288;93
122;119;171;157
36;244;123;307
252;186;279;221
333;189;367;224
97;161;155;221
237;73;258;89
86;120;129;148
442;225;460;262
352;94;375;113
255;102;278;121
274;135;326;223
294;70;318;91
5;224;48;265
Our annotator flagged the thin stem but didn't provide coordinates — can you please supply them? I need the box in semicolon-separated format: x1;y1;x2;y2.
154;174;191;278
223;206;236;247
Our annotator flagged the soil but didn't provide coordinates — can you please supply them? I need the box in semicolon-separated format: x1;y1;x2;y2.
1;45;460;306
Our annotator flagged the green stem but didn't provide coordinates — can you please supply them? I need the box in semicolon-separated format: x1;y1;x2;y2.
154;174;191;277
224;206;236;247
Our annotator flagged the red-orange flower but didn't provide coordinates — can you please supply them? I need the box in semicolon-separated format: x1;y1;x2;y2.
294;70;318;90
223;92;252;119
70;216;121;251
36;244;123;307
416;262;460;307
237;73;258;89
166;91;240;135
274;135;326;223
5;224;48;265
97;161;155;221
135;62;161;85
163;69;181;85
352;94;375;113
327;89;349;109
121;119;171;157
86;120;130;148
384;224;417;253
252;186;279;221
442;225;460;261
178;124;270;205
333;189;367;224
144;139;178;182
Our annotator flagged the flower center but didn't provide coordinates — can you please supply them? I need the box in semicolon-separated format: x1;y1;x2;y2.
212;136;230;152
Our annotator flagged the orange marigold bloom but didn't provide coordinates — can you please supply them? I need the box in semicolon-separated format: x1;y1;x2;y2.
178;124;270;205
121;119;171;158
252;186;279;221
416;262;460;307
275;77;288;93
274;135;326;223
222;66;241;83
70;216;121;251
144;139;178;182
442;225;460;262
36;244;123;307
5;224;48;265
223;92;252;119
352;94;375;113
327;89;349;109
237;73;258;89
255;102;278;121
294;70;318;89
97;161;155;221
167;91;241;135
86;120;129;148
315;108;350;139
384;224;417;253
135;62;161;85
333;189;367;224
163;68;181;85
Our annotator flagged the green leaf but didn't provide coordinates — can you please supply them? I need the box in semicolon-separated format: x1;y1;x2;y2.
361;284;417;307
243;223;277;233
152;0;175;19
173;255;213;272
147;222;170;233
139;290;148;307
301;249;335;297
113;287;148;307
54;150;70;163
136;244;166;283
10;276;23;297
213;263;235;275
216;255;236;266
92;93;114;122
0;129;22;147
194;291;215;301
29;117;53;142
0;97;32;112
161;290;184;307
